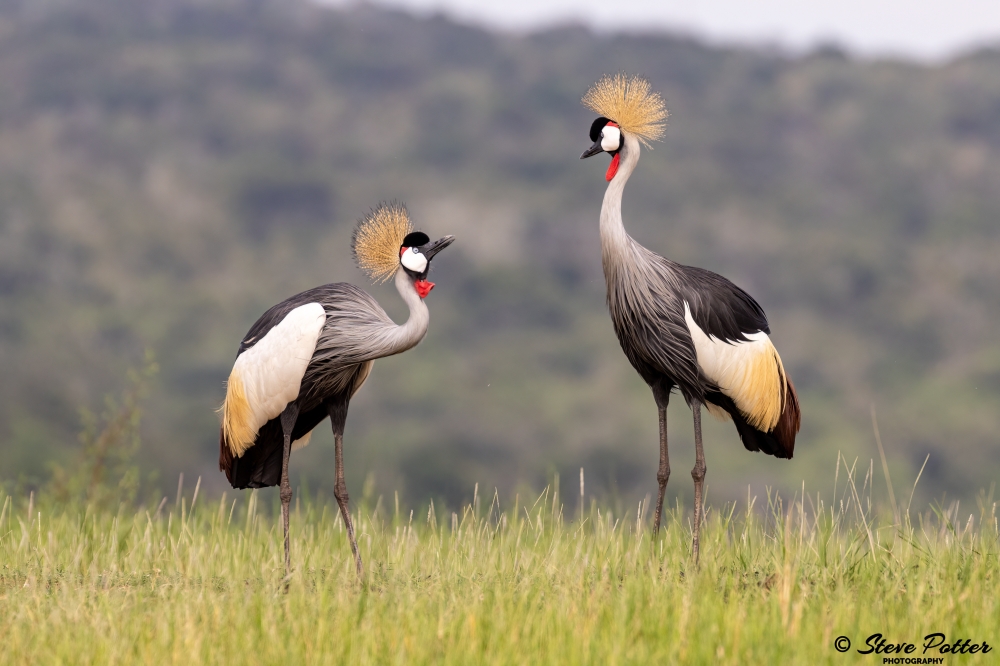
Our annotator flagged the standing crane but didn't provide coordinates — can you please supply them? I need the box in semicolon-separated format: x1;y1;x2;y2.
579;74;801;563
218;202;454;576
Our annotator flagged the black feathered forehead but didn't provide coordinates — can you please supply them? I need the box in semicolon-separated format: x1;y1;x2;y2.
589;116;612;142
401;231;430;248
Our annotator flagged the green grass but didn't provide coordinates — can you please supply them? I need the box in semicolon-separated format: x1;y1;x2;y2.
1;471;998;665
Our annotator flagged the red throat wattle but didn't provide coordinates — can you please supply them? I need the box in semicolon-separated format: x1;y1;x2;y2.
415;279;435;298
605;153;620;181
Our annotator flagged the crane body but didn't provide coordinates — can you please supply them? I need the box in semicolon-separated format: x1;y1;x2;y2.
581;75;800;562
218;203;454;576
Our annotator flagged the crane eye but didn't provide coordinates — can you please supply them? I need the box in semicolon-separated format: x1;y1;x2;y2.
400;247;428;273
601;125;621;152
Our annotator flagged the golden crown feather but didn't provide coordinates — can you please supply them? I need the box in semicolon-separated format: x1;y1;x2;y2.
582;73;668;147
351;201;413;284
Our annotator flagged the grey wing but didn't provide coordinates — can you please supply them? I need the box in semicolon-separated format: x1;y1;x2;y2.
298;283;395;401
608;247;704;395
352;360;375;396
625;251;770;393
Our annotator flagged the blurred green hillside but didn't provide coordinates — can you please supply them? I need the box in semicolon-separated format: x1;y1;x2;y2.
1;0;998;507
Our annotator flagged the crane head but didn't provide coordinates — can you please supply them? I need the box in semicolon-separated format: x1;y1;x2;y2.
580;117;622;181
399;232;455;299
579;74;668;180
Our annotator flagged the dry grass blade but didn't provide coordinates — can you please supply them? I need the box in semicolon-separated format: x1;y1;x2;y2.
1;476;996;664
870;404;899;524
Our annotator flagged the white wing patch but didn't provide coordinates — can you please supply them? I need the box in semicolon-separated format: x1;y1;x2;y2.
221;302;326;457
683;302;785;431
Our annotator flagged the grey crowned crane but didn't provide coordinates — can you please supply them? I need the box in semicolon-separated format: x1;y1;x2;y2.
579;74;800;563
218;202;454;576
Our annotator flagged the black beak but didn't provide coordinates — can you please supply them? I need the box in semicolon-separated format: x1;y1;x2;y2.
421;235;455;261
580;140;604;159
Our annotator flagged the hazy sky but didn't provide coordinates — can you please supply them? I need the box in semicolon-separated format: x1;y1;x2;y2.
328;0;1000;60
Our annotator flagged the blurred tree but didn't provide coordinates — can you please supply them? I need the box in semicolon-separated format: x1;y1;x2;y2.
0;0;997;507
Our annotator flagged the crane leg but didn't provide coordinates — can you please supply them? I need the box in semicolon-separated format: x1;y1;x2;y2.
651;383;671;535
334;432;363;578
279;403;300;578
691;403;707;565
328;400;364;578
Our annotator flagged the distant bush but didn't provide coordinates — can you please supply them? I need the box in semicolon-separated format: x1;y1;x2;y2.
48;351;158;508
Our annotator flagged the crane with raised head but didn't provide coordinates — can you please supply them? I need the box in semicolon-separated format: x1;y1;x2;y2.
579;74;800;563
218;202;454;576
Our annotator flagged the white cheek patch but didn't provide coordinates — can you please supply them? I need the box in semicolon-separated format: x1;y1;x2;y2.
400;248;428;273
601;126;621;152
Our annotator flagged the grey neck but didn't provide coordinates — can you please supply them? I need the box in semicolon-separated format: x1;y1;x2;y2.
600;133;641;279
384;268;430;355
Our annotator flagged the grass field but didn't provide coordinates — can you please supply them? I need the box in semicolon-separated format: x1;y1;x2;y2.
1;463;998;665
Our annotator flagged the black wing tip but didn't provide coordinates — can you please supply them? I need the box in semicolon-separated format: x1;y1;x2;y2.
706;389;797;460
219;428;236;484
219;426;281;490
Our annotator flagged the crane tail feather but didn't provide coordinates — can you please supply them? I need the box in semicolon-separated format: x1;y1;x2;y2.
219;427;236;484
772;375;801;458
222;404;333;490
222;420;284;489
706;373;800;459
220;371;257;458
